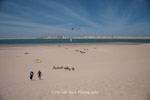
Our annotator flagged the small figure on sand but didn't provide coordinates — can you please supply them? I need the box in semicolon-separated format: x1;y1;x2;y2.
38;70;42;80
30;71;34;80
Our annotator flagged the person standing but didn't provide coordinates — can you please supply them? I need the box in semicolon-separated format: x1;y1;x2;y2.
38;70;42;80
30;71;34;80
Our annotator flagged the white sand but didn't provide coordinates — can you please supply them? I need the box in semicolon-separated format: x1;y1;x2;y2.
0;43;150;100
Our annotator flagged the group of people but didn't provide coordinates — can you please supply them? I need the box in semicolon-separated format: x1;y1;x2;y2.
30;70;42;80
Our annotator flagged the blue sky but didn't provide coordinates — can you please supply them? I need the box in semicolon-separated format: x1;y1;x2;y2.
0;0;150;38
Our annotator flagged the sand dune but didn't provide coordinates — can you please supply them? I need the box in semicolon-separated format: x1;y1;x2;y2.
0;43;150;100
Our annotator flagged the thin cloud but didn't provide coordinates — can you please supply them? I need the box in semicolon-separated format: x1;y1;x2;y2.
58;4;102;29
0;13;21;19
0;20;69;32
38;0;103;29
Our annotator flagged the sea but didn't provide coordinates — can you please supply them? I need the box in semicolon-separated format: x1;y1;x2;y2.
0;39;150;44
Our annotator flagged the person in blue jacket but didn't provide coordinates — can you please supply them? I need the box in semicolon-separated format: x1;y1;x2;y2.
30;71;34;80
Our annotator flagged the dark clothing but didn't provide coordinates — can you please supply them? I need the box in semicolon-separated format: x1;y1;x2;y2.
38;71;42;80
30;75;33;80
30;71;34;80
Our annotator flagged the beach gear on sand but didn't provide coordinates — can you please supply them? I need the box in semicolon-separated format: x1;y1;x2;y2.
80;51;86;54
24;52;29;55
75;50;80;52
34;59;43;63
84;48;88;50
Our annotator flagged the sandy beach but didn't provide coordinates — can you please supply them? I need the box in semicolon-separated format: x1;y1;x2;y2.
0;43;150;100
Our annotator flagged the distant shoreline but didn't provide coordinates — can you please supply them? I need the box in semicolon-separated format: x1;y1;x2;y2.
37;36;150;39
0;36;150;40
0;38;36;40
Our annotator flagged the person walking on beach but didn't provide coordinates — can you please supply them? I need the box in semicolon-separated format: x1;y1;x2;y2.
30;71;34;80
38;70;42;80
